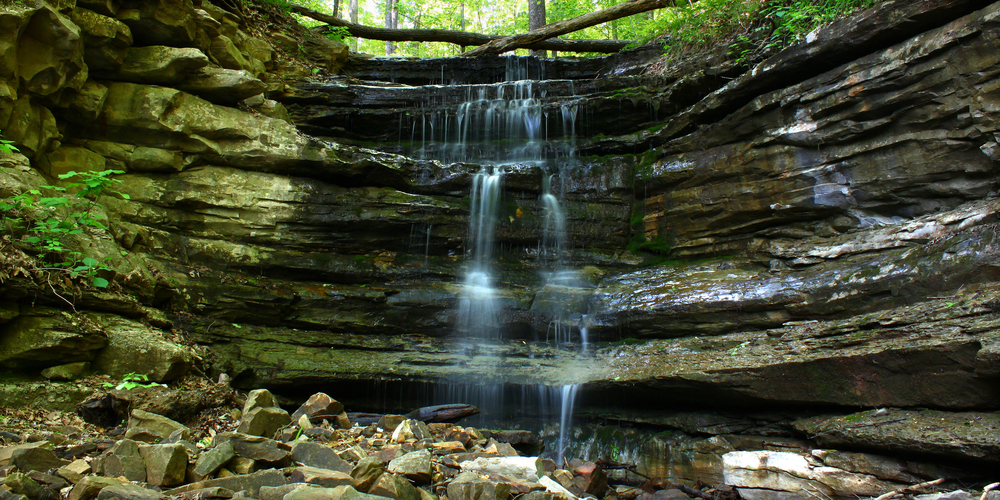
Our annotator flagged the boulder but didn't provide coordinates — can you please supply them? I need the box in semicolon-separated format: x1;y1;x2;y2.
89;312;193;382
460;456;541;483
209;35;260;75
128;146;184;172
237;406;291;438
387;450;432;484
117;0;198;47
95;483;165;500
102;46;209;85
98;439;146;482
289;467;353;488
391;420;431;443
795;409;1000;462
177;67;265;105
291;441;352;473
164;469;287;497
40;361;90;381
571;463;607;497
69;476;126;500
447;472;512;500
723;451;901;499
215;432;290;465
57;459;92;484
0;95;61;159
1;441;49;467
60;81;109;123
17;5;86;96
125;409;190;443
193;441;236;479
378;415;405;433
3;472;43;500
283;485;385;500
367;474;419;500
10;447;69;473
40;145;106;177
259;484;300;500
0;308;106;370
241;95;291;124
350;456;385;492
242;39;273;70
291;393;345;424
300;35;348;74
139;443;188;487
242;388;277;415
69;8;131;72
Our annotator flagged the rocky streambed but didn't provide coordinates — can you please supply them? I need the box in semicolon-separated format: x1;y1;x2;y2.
2;388;999;500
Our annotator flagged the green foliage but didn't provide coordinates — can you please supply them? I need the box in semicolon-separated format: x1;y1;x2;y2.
0;169;129;288
102;372;166;390
0;129;18;155
325;26;352;44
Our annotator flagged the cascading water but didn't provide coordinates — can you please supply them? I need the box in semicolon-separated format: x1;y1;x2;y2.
457;169;504;338
408;57;588;458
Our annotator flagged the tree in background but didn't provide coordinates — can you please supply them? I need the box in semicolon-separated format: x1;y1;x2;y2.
384;0;398;54
528;0;546;56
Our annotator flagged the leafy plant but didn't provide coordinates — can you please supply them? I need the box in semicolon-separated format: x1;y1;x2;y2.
0;169;129;288
102;372;166;390
0;129;17;155
326;26;352;44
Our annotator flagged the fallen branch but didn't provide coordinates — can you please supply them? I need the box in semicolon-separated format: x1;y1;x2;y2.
291;4;634;53
460;0;680;57
981;482;999;500
873;478;945;500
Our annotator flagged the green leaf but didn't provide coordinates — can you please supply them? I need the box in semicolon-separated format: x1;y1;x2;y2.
93;277;110;288
83;257;99;266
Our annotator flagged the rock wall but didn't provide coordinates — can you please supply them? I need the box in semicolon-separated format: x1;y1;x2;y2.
0;0;998;474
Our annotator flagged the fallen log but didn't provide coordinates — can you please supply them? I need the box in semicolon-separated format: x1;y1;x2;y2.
460;0;678;57
405;403;481;423
347;404;481;426
291;5;634;53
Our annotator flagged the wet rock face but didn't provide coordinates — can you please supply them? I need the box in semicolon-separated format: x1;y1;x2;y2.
629;0;1000;259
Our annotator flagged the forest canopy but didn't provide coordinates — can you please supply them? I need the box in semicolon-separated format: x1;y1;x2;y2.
272;0;885;59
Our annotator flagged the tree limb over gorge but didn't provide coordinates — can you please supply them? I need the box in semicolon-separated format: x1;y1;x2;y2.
290;4;641;54
460;0;678;56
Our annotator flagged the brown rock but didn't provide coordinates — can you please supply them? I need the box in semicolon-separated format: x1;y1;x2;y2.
290;467;353;488
291;393;346;424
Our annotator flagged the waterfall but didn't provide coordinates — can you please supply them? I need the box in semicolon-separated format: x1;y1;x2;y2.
457;169;504;338
409;57;586;458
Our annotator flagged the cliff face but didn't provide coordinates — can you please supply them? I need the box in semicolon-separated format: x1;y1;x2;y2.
0;0;999;461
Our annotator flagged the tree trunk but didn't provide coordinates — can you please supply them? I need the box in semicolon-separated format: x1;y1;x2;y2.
385;0;396;55
461;0;676;57
292;5;635;53
332;0;340;18
528;0;546;57
348;0;358;50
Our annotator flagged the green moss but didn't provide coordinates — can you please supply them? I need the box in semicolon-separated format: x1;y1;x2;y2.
613;337;644;346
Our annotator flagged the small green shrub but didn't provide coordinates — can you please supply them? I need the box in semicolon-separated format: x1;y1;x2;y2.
326;26;352;44
0;129;18;155
102;372;166;390
0;169;129;288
